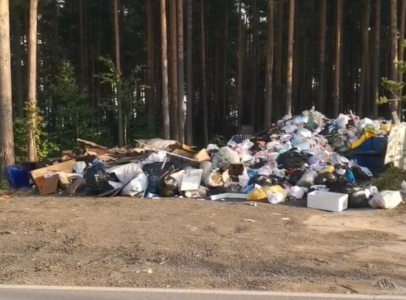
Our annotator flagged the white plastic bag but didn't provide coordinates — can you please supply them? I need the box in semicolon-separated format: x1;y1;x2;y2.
121;172;148;197
296;128;312;139
334;114;349;129
368;190;402;209
107;163;141;185
266;191;286;204
288;186;305;199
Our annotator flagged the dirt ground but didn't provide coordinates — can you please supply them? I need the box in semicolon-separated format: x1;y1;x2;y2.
0;196;406;295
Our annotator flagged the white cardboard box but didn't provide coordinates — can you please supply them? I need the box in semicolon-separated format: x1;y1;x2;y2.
307;191;348;212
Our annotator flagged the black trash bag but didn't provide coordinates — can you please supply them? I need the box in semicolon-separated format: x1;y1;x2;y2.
315;172;338;188
145;174;161;195
142;162;175;176
83;162;116;195
351;166;373;182
277;150;310;169
287;169;305;185
348;188;369;208
253;175;276;187
159;173;179;197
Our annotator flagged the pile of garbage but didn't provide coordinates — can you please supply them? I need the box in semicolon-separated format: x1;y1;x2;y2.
7;109;405;212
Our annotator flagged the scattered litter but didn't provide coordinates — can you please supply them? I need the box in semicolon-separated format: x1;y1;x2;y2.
8;110;403;214
241;219;256;223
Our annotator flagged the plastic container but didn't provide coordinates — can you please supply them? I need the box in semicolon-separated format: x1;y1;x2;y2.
346;137;387;174
7;165;30;189
307;191;348;212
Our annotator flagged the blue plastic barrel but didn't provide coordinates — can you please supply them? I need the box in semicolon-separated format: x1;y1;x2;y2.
7;165;31;189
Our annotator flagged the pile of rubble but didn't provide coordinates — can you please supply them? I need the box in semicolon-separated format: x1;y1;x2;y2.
7;109;406;212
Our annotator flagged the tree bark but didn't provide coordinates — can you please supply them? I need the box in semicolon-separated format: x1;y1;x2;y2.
200;0;208;145
317;0;326;112
372;0;381;117
113;0;124;146
264;0;274;127
357;0;371;116
160;0;170;139
146;0;155;135
276;1;283;118
0;0;15;178
177;0;185;143
185;0;193;145
78;0;86;89
169;0;179;140
398;0;406;116
333;0;343;117
13;9;24;119
27;0;39;162
286;0;295;115
251;0;259;126
390;0;398;113
237;0;244;131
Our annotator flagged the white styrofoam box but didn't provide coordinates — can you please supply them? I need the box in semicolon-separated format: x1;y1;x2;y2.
307;191;348;212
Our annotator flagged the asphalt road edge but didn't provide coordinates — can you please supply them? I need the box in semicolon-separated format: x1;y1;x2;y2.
0;285;405;299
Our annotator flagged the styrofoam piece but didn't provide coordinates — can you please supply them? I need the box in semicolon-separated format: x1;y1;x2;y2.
210;193;247;201
307;191;348;212
180;169;203;191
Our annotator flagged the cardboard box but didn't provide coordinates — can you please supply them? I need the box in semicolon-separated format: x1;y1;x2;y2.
30;159;76;195
307;191;348;212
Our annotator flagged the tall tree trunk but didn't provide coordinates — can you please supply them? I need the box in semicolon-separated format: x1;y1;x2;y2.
250;0;258;126
221;6;228;134
177;0;185;143
0;0;15;178
185;0;193;144
333;0;343;117
372;0;381;117
398;0;406;117
264;0;274;127
276;1;283;118
13;9;24;118
200;0;208;145
357;0;371;116
27;0;39;162
391;0;398;113
237;0;244;131
169;0;179;140
146;0;155;135
317;0;326;112
160;0;170;139
113;0;124;146
286;0;295;115
78;0;86;89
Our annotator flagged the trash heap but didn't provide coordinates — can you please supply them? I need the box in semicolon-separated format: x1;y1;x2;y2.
7;109;406;212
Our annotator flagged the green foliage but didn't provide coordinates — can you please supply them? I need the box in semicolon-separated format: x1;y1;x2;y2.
0;180;9;190
97;56;156;142
14;115;59;162
378;41;406;106
46;60;105;149
209;135;227;147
